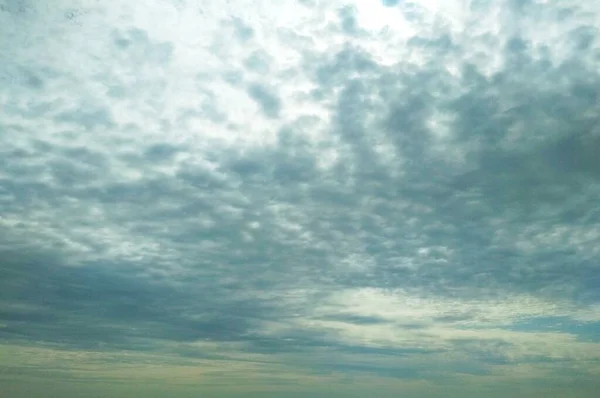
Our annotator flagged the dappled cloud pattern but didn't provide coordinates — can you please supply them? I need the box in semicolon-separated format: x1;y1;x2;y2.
1;0;600;397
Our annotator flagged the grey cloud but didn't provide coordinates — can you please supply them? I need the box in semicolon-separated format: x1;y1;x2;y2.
231;17;255;42
244;50;272;74
112;28;174;65
312;46;379;88
0;244;279;351
143;143;180;162
247;83;282;118
324;314;390;325
296;8;600;301
338;6;360;36
337;345;444;357
2;0;600;389
0;0;31;15
448;338;513;366
222;69;244;85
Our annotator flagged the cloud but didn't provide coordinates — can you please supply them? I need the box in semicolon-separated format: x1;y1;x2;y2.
1;0;600;396
247;83;282;118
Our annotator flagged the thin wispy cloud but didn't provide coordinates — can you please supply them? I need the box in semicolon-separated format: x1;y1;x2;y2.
1;0;599;397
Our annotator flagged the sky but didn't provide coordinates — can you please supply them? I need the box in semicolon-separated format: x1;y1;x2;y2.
1;0;600;397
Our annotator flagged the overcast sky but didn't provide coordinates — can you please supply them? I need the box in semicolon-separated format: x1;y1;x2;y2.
1;0;600;397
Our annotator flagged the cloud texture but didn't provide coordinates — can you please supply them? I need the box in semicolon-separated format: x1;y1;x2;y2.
1;0;600;397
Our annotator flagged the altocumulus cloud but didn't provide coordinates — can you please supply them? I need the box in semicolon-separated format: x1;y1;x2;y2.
1;0;600;397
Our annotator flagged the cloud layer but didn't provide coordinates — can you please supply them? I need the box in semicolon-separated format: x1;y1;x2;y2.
1;0;600;396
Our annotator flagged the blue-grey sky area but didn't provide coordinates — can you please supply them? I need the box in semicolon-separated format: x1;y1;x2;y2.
1;0;600;397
